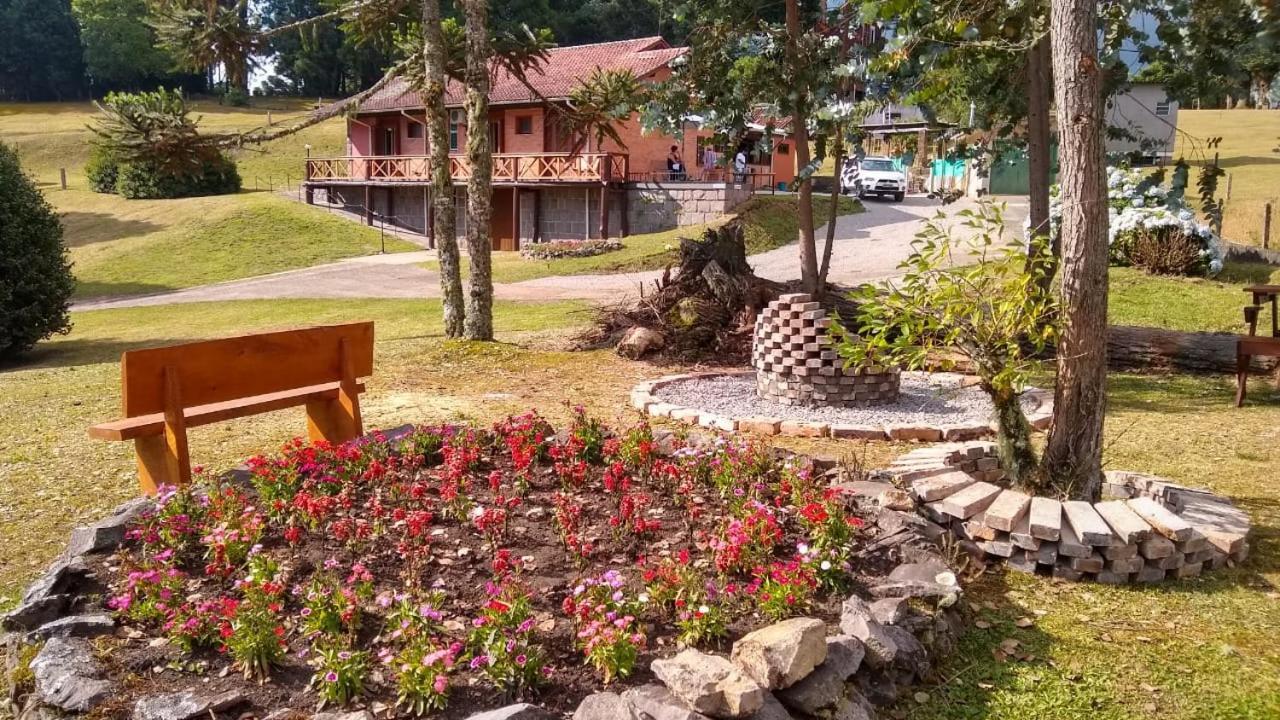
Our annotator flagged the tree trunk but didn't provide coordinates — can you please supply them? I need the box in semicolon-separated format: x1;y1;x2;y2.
461;0;494;341
818;125;844;288
990;385;1041;491
422;0;464;337
1043;0;1110;502
1252;71;1274;109
784;0;819;295
1026;32;1054;290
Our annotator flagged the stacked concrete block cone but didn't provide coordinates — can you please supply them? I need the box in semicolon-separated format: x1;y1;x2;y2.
888;446;1251;584
752;293;901;408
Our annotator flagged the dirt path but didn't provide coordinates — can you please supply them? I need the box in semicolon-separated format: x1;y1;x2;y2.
72;196;1027;311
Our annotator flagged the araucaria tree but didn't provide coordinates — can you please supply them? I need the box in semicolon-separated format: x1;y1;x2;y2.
1043;0;1110;500
0;142;75;360
461;0;494;341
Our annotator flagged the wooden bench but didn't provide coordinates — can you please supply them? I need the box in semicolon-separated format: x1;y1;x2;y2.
89;322;374;494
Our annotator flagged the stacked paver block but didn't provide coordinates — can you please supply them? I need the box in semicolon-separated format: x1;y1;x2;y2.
890;447;1251;584
752;293;900;408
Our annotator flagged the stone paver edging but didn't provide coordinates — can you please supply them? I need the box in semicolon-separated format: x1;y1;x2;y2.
630;371;1054;442
886;443;1252;584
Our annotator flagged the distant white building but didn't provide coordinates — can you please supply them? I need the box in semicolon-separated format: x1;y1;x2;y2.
1105;82;1179;164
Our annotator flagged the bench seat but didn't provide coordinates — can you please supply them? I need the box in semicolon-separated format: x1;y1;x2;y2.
89;380;367;441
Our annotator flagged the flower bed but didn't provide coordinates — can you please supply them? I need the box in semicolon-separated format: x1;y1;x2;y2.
520;239;623;260
2;410;969;719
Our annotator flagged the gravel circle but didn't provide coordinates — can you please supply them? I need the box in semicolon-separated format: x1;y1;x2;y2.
653;371;1034;426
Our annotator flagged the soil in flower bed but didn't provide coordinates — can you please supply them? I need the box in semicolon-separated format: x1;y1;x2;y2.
88;409;897;719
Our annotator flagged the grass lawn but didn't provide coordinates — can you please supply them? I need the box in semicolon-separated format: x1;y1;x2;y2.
1109;261;1280;333
424;194;862;284
1;287;1278;718
1;98;417;300
1175;110;1280;247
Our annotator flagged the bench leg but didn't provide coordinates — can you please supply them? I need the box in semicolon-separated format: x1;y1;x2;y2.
134;434;189;495
1236;351;1250;407
305;394;363;445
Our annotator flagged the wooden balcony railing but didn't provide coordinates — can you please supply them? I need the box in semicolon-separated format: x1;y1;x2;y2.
305;153;630;184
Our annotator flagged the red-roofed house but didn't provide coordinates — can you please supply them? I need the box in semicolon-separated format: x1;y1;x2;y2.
303;37;798;250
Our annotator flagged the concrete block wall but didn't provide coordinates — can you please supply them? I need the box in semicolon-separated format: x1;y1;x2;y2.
627;182;753;235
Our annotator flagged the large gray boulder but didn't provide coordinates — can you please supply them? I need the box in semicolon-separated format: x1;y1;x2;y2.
574;692;637;720
467;704;553;720
652;649;765;718
839;596;898;669
133;689;246;720
29;637;114;713
3;557;91;631
729;617;827;690
27;613;114;642
624;684;711;720
65;497;152;558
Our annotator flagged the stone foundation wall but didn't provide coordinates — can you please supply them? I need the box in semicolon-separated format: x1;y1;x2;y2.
627;182;753;235
753;293;901;408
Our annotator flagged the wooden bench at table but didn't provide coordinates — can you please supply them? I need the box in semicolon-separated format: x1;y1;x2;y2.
89;322;374;495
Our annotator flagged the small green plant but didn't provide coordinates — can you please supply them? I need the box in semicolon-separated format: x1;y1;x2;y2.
834;202;1056;489
222;557;287;681
310;643;369;707
392;638;459;715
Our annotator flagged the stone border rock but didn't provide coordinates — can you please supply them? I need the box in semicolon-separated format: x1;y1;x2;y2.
631;372;1054;441
886;443;1252;584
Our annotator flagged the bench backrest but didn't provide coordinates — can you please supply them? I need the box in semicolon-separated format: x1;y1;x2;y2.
120;322;375;417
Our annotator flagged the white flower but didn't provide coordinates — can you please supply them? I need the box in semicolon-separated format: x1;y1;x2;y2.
796;543;810;556
638;593;650;603
820;560;832;571
699;605;711;614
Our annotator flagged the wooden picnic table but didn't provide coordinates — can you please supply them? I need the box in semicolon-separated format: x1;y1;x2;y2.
1243;285;1280;337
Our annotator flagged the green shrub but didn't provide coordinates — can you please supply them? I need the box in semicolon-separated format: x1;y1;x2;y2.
90;87;241;199
222;88;250;107
0;142;75;360
116;153;242;199
85;145;121;193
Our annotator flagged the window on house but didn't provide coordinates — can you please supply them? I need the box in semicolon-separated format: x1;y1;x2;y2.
449;110;463;151
1155;100;1171;117
407;123;424;139
777;143;790;155
516;115;534;134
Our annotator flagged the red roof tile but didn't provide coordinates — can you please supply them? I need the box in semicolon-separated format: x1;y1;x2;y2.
358;36;686;113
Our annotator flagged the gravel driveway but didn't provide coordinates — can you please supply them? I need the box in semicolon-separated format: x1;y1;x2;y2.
73;195;1028;311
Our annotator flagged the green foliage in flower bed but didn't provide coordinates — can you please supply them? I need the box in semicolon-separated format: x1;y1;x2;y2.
98;410;874;716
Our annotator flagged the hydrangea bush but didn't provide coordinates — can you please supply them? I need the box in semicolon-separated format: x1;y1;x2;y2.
1049;166;1224;276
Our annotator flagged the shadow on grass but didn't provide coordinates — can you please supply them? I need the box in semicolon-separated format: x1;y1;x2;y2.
73;280;179;301
0;336;192;372
60;211;164;248
896;568;1063;720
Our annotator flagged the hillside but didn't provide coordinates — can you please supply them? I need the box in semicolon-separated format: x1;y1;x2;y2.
0;98;417;300
1176;109;1280;246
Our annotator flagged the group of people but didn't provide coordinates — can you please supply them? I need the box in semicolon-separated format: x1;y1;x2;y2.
666;143;751;183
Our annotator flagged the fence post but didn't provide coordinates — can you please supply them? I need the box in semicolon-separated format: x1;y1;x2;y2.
60;168;67;190
1225;173;1232;200
1265;202;1273;249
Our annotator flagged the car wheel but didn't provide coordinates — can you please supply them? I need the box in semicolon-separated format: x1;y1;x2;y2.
894;192;905;202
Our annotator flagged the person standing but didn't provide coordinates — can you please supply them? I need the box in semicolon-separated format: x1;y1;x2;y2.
666;145;686;181
733;146;748;184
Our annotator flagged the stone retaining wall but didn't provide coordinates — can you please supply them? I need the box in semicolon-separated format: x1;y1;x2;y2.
626;182;754;235
630;372;1054;442
887;444;1252;583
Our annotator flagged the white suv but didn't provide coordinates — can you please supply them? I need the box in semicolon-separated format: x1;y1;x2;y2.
841;156;906;202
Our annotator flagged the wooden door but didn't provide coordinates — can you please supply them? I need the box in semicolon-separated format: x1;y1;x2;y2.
490;188;516;251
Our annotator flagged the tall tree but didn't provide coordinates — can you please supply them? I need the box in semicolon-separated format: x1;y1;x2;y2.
73;0;175;90
461;0;494;341
421;0;465;337
784;0;819;295
1043;0;1109;500
0;0;86;101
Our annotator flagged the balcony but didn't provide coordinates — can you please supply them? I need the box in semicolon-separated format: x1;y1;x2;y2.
305;152;630;185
